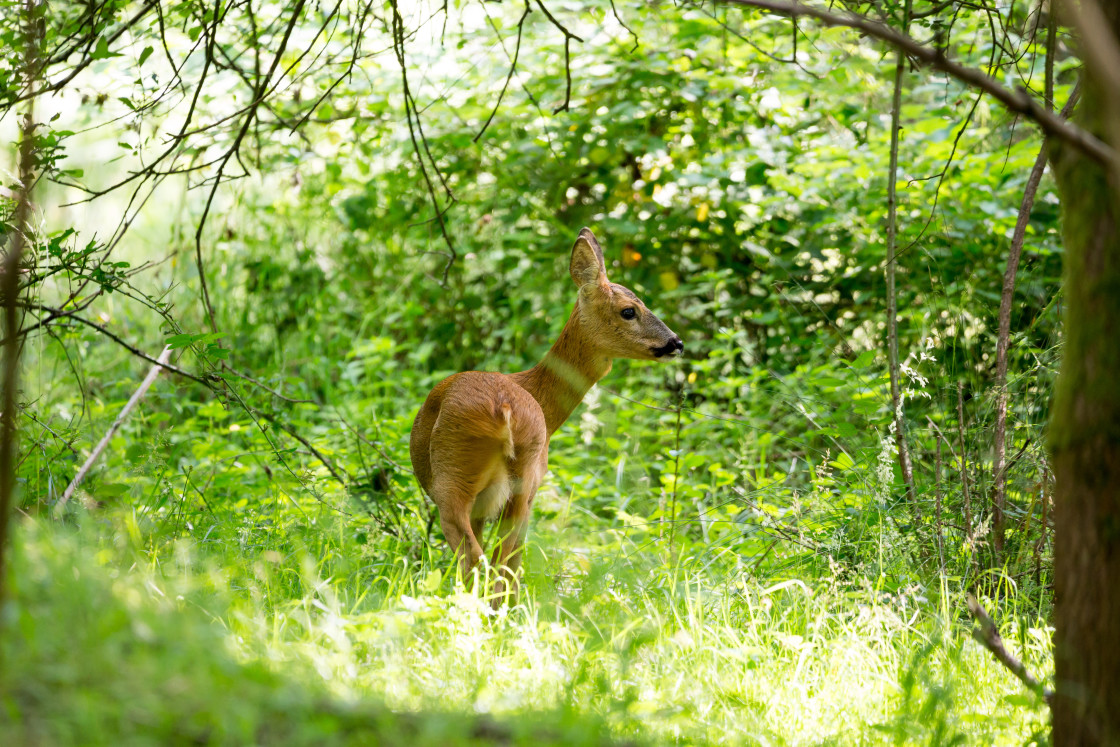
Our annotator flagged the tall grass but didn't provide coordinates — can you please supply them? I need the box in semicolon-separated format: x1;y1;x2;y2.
3;500;1051;745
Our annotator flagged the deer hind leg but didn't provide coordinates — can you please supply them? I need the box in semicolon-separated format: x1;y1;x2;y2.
430;482;486;584
470;516;486;552
490;479;541;608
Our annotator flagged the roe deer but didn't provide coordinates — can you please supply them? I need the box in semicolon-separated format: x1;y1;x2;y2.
409;228;683;605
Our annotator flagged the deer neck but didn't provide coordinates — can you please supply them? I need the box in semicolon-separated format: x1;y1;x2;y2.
512;302;612;436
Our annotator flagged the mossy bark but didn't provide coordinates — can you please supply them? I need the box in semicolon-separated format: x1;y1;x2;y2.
1048;0;1120;739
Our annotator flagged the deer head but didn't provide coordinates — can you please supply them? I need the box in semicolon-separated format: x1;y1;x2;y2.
569;228;684;361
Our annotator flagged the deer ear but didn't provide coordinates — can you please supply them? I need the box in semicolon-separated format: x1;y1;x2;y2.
570;228;608;289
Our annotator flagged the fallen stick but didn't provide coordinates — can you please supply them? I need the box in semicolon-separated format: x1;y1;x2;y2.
56;345;172;512
966;592;1054;706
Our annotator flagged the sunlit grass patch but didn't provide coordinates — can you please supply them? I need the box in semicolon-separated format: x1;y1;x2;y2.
1;511;1051;746
0;520;634;747
215;518;1053;744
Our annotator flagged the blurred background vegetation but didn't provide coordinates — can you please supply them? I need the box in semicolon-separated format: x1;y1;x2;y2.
0;0;1072;742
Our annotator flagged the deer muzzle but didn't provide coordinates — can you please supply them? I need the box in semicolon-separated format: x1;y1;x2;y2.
652;336;684;358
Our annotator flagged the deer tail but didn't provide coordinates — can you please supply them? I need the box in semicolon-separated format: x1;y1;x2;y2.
496;402;515;460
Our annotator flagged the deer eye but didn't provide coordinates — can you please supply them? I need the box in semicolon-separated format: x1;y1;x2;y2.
620;307;637;320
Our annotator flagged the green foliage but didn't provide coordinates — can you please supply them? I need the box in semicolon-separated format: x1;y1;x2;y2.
3;0;1072;741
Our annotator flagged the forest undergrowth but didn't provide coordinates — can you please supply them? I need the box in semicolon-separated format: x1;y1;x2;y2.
4;469;1051;745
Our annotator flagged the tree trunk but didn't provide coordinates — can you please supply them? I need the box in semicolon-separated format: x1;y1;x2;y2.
0;0;40;606
1048;0;1120;738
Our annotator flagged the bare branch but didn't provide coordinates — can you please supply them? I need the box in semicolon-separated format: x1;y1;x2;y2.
55;347;172;513
533;0;583;113
898;91;984;259
30;306;215;387
474;0;531;142
710;0;1119;169
219;362;315;404
966;593;1053;705
390;0;458;283
249;408;349;488
194;0;309;333
7;0;159;107
609;0;639;51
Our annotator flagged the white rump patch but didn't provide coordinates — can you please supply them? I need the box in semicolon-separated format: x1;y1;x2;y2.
471;468;512;520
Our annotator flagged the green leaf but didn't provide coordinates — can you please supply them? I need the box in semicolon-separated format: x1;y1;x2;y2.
420;570;442;593
98;483;130;498
90;37;120;60
853;399;881;415
198;401;228;419
138;46;154;67
165;334;196;349
125;443;147;464
851;350;876;368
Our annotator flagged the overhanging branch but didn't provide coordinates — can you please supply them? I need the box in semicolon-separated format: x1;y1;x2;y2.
710;0;1119;170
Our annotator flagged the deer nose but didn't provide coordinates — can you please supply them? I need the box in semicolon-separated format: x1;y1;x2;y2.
653;336;684;358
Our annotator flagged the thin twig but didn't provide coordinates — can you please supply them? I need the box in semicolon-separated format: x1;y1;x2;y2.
22;410;80;460
337;411;414;473
897;91;983;261
474;0;531;142
933;431;945;573
35;308;215;387
956;384;974;538
250;408;349;488
220;362;315;404
533;0;583;113
9;0;158;106
667;389;684;554
884;0;920;530
609;0;639;51
991;85;1079;562
390;0;458;284
193;0;308;333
